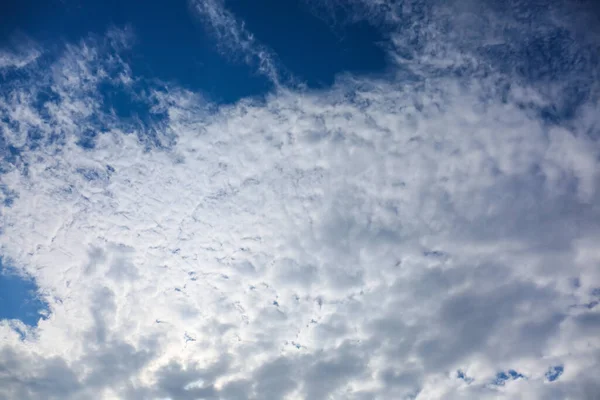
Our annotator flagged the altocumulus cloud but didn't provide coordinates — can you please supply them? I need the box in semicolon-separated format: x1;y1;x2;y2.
1;0;600;399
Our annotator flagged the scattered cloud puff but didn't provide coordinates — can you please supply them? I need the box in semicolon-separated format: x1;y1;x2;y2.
1;0;600;399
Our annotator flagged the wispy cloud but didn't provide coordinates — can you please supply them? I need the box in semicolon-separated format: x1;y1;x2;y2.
188;0;282;85
0;37;41;70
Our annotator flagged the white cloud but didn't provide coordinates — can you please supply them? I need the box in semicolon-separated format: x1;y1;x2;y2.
188;0;282;85
1;1;599;399
0;38;41;71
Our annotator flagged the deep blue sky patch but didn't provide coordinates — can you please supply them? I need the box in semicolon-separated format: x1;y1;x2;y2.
493;370;525;386
545;365;564;382
0;257;49;328
0;0;272;103
224;0;388;87
0;0;389;103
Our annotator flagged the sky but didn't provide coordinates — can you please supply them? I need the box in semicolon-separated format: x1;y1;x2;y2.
0;0;599;399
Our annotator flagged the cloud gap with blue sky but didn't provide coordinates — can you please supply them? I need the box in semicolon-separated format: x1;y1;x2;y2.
0;257;49;331
1;0;600;399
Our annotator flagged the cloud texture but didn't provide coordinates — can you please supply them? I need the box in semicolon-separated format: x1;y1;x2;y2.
1;0;599;399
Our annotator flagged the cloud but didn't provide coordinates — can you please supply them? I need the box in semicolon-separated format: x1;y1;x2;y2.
0;36;41;71
1;0;600;399
188;0;282;84
0;48;40;70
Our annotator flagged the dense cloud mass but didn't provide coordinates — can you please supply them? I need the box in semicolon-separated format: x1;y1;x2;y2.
1;0;600;399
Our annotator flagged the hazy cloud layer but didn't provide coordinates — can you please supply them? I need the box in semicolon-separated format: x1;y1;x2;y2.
1;0;599;399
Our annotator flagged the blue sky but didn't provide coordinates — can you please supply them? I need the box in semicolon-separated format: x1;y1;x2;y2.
2;0;270;102
0;257;48;328
1;0;387;103
1;0;600;399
